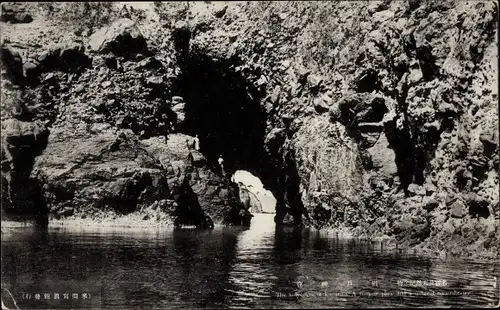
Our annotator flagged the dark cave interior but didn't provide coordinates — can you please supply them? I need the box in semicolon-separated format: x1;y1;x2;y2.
177;51;268;178
174;46;302;225
1;130;49;227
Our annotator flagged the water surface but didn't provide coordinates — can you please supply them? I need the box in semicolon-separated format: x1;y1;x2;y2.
2;214;499;309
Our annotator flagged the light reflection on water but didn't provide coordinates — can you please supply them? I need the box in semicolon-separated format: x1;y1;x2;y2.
1;214;499;309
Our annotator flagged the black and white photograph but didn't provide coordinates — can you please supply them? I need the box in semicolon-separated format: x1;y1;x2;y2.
1;1;499;309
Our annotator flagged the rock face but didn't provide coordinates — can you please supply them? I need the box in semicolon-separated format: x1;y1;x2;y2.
0;12;247;227
141;135;251;226
184;1;498;257
237;185;263;214
32;128;166;219
31;130;246;227
1;2;498;257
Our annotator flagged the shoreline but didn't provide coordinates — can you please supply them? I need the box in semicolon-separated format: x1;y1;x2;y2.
2;217;497;262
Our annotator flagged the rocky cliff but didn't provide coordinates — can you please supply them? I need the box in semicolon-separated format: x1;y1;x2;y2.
1;3;251;228
1;1;498;258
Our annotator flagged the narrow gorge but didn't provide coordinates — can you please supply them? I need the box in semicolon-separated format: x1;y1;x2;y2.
1;1;498;259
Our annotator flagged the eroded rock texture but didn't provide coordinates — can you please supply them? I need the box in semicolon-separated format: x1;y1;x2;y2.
184;1;498;257
1;1;498;257
1;13;248;228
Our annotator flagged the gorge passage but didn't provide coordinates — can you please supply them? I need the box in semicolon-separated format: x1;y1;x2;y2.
1;1;498;258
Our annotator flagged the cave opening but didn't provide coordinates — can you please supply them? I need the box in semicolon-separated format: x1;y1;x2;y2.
174;47;287;225
231;170;277;214
1;127;50;228
177;52;265;175
231;170;277;229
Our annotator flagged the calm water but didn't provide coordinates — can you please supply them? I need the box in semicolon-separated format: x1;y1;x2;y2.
1;214;499;309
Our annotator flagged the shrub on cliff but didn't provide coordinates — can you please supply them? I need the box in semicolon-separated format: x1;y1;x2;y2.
37;3;150;38
40;2;117;36
153;1;190;24
242;1;370;69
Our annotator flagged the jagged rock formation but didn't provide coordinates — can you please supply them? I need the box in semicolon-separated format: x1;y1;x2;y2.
1;9;250;228
88;18;148;56
177;1;499;257
0;2;498;257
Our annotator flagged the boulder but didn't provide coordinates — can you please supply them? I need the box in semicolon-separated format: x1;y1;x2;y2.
142;135;245;225
1;3;32;23
32;129;167;216
89;18;148;56
422;198;439;211
337;93;388;127
1;46;24;85
450;200;467;219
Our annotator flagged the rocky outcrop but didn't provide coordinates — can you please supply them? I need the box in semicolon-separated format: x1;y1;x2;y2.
88;18;148;57
32;128;166;219
30;128;246;227
183;1;498;257
236;184;263;214
142;134;251;226
1;3;33;24
0;11;247;227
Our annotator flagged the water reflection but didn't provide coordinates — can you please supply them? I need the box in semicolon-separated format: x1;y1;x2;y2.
171;228;241;308
226;214;277;307
1;218;498;309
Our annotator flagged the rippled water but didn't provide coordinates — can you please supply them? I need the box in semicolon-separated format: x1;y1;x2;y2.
2;214;499;309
